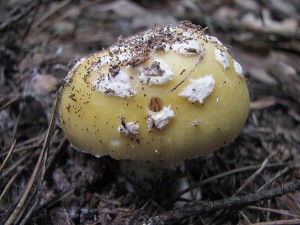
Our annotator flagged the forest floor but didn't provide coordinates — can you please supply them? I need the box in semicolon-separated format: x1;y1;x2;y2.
0;0;300;224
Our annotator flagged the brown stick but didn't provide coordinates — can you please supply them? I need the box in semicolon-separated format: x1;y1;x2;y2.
170;49;206;92
147;179;300;224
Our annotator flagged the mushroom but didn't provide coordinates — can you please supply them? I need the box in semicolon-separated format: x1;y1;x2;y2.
59;21;249;161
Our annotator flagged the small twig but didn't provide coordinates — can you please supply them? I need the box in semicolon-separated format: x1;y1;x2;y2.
32;0;72;28
33;187;74;216
251;219;300;225
36;0;104;32
148;180;300;224
129;179;173;224
15;185;40;225
247;205;300;218
0;95;21;111
1;134;44;155
250;96;278;110
0;153;31;178
12;106;22;139
238;211;252;224
4;86;63;225
129;200;151;225
21;0;41;41
0;140;16;174
167;163;295;205
232;158;269;197
44;137;68;178
257;167;290;192
19;189;40;225
0;4;35;32
0;134;60;158
0;165;26;204
0;143;43;158
170;49;206;92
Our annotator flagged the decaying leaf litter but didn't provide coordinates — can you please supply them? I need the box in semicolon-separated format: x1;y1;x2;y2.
0;0;299;224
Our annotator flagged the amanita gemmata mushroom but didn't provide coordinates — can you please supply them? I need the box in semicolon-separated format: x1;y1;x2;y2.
59;21;249;161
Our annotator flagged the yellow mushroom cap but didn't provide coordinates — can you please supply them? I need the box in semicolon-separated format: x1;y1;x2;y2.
59;21;250;161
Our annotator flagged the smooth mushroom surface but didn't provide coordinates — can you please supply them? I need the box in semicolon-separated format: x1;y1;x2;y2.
59;21;250;161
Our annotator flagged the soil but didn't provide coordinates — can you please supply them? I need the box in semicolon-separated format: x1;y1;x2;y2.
1;0;299;224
